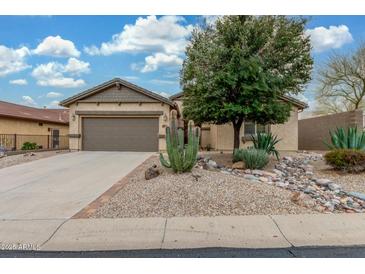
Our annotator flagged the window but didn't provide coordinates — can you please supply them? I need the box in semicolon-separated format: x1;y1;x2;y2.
244;122;269;138
244;122;256;135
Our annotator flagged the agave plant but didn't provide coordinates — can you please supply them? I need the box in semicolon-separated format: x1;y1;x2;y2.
252;132;281;160
325;127;365;150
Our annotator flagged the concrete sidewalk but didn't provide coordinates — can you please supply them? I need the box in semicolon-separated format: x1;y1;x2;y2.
0;214;365;251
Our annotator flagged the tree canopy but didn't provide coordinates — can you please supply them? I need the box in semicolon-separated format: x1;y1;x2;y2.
181;16;313;149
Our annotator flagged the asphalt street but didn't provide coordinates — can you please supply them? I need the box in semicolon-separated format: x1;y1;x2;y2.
1;246;365;258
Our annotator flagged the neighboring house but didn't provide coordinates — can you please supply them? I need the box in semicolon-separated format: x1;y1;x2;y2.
61;78;307;152
0;101;69;150
299;110;364;151
170;92;308;151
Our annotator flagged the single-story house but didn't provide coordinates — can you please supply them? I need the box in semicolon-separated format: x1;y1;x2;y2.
170;92;308;151
0;100;69;150
60;78;307;152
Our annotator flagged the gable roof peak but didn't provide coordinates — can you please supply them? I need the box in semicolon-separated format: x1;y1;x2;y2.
60;78;174;107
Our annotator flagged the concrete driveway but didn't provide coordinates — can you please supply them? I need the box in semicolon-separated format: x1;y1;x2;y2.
0;151;152;219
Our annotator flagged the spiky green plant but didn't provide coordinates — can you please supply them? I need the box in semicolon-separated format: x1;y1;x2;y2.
325;127;365;150
252;132;281;160
236;148;269;170
159;110;200;173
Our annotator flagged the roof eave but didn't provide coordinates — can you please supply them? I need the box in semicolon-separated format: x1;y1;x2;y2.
169;92;308;109
0;113;69;125
60;78;174;107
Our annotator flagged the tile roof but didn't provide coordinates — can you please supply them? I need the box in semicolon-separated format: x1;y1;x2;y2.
0;101;69;124
170;92;308;109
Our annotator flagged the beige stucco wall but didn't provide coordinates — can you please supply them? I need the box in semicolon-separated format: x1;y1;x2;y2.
298;109;364;150
210;109;299;151
0;117;69;149
68;102;171;151
271;109;298;151
0;117;68;135
173;99;299;151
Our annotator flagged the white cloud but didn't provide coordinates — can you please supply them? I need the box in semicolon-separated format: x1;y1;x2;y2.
84;15;193;56
9;79;28;85
37;77;85;88
48;100;60;108
31;58;88;88
150;79;178;85
0;45;30;77
130;62;143;71
305;25;353;52
141;53;183;73
22;95;37;107
46;91;63;98
64;57;90;75
121;75;139;81
33;35;80;57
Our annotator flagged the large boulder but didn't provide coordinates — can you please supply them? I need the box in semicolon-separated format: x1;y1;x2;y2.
145;165;161;180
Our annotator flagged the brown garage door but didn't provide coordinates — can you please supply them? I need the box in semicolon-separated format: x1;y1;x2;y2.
82;117;159;152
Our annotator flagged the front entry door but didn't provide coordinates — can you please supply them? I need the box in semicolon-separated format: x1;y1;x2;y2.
51;129;60;149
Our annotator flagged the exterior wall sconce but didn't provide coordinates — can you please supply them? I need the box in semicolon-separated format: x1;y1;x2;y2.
72;114;76;121
163;113;168;122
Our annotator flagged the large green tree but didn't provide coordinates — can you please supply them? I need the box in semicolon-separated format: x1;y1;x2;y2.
181;16;313;149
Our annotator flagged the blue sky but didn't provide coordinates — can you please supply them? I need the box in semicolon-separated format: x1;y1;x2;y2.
0;15;364;112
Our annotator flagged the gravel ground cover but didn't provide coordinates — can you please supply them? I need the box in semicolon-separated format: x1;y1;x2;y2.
209;151;365;194
312;160;365;194
91;156;314;218
0;150;70;169
204;151;365;213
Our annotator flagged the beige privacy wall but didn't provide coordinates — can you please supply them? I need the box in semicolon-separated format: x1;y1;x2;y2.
198;109;299;151
298;110;364;151
68;102;171;151
0;117;69;136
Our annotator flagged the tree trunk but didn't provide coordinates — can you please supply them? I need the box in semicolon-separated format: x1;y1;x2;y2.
232;118;243;151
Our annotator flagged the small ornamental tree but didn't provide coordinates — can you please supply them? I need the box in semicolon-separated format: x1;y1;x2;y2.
181;16;313;150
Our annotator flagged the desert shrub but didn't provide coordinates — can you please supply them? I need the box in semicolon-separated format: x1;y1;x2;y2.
324;149;365;173
21;142;38;150
233;148;244;163
325;127;365;150
252;132;281;160
233;148;269;169
160;110;200;173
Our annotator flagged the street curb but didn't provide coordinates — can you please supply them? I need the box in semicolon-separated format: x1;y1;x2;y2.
2;213;365;252
37;213;365;251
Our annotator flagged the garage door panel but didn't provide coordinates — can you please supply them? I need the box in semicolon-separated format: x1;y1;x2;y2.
82;117;159;152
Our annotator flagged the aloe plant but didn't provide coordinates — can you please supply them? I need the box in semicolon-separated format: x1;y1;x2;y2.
252;132;281;160
325;127;365;150
159;110;200;173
